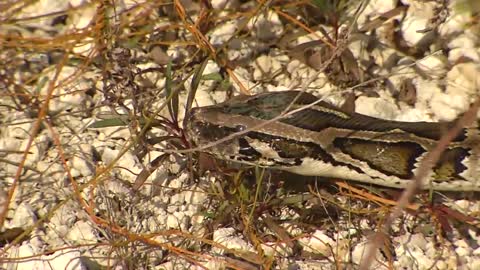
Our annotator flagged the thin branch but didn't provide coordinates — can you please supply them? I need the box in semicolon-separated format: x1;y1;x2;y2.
359;97;480;269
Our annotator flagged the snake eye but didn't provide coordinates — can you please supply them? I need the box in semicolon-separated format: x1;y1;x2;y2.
235;125;246;132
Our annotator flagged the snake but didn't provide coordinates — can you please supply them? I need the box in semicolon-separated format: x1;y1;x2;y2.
185;91;480;191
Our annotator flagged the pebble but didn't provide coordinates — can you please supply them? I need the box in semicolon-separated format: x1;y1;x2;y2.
300;230;335;256
400;1;436;46
4;1;480;269
213;228;252;253
11;203;37;228
66;220;97;243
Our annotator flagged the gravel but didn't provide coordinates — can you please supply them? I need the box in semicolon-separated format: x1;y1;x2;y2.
1;0;480;269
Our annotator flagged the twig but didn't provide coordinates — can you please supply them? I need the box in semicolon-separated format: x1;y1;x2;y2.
359;98;480;269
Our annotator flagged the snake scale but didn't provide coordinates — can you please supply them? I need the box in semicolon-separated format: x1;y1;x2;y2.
185;91;480;191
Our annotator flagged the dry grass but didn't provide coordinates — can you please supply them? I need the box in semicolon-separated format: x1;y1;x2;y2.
1;0;480;269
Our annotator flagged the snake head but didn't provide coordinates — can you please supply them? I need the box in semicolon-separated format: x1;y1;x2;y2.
185;106;246;160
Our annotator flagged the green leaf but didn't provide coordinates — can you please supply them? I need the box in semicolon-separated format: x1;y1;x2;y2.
201;72;223;82
455;0;480;14
164;61;179;122
238;183;250;201
183;58;209;128
88;118;129;128
311;0;334;11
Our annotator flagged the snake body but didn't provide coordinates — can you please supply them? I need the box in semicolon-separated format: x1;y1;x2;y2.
186;91;480;191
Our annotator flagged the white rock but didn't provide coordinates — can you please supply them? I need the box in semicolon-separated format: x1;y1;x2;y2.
15;133;50;168
0;140;22;176
209;20;238;46
416;254;435;269
211;0;238;9
38;67;88;112
351;241;386;268
104;179;130;195
338;228;358;239
15;0;69;27
156;261;176;270
3;113;34;139
400;1;436;46
448;34;479;63
0;189;7;216
355;95;398;120
232;67;259;93
26;193;49;217
436;260;447;270
394;233;443;269
210;90;229;105
204;60;220;74
439;3;475;36
100;147;119;164
227;38;253;61
41;249;87;270
66;220;97;243
69;3;96;29
4;244;35;270
370;47;400;69
166;203;178;214
409;233;428;250
357;0;397;26
455;239;470;248
397;106;432;122
49;205;77;238
37;161;66;184
70;156;93;177
300;230;335;256
416;54;447;78
0;131;50;174
261;242;292;257
166;211;187;229
253;55;272;81
468;228;480;244
260;243;276;257
448;48;480;63
456;246;471;257
469;259;480;270
69;0;85;7
166;45;188;63
190;214;205;227
413;74;471;121
183;188;208;205
203;260;224;270
446;62;480;96
396;233;427;248
348;37;372;64
169;193;185;205
430;92;468;121
414;78;441;103
247;11;283;41
168;173;188;189
286;59;302;75
191;88;215;107
213;227;252;252
11;203;37;228
101;148;141;176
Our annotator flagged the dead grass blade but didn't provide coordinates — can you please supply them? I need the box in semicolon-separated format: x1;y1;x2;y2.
359;97;480;269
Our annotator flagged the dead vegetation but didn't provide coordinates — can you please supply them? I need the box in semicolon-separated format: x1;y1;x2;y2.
1;0;480;269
